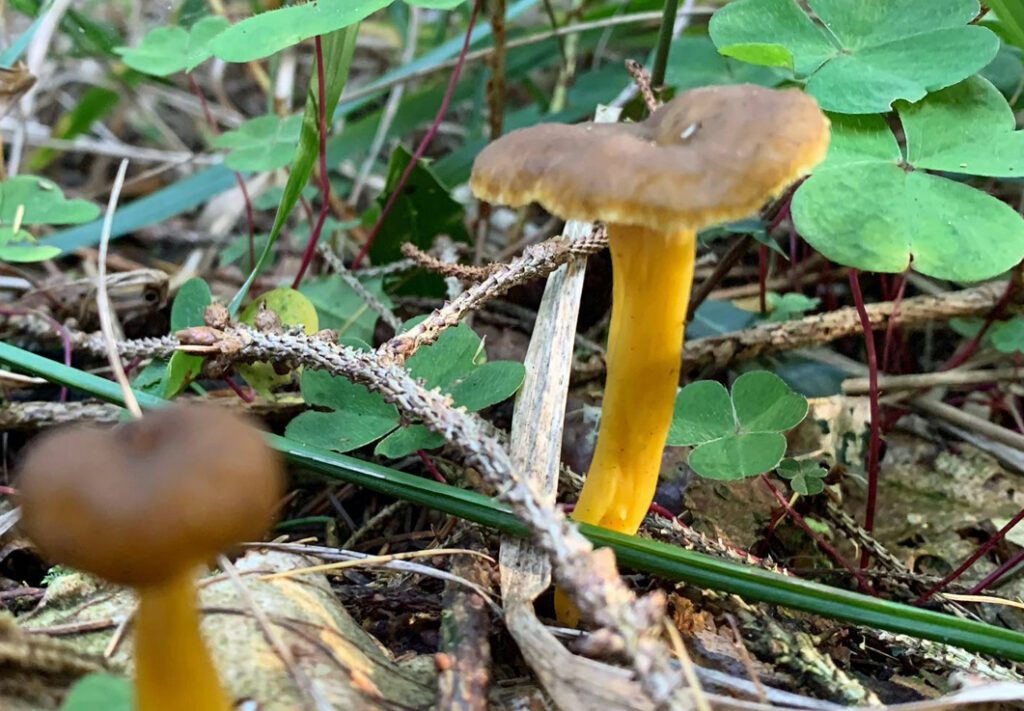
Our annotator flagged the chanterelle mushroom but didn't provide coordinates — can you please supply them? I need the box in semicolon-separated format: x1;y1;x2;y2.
17;404;284;711
471;85;829;537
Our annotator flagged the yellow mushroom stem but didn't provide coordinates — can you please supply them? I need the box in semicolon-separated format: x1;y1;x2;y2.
572;223;697;534
135;570;231;711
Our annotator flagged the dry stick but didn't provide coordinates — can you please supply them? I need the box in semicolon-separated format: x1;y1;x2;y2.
686;236;753;320
176;324;684;708
625;59;659;114
381;228;608;362
400;241;500;282
843;367;1024;396
352;0;482;269
681;280;1008;373
317;244;402;332
96;160;141;420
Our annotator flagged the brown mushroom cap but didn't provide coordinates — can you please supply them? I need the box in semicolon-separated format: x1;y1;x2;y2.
470;84;830;232
17;404;283;587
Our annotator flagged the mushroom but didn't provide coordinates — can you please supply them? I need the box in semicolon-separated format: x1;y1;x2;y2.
471;85;829;536
17;404;284;711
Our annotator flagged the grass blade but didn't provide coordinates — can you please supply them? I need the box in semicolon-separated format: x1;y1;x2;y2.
3;342;1024;661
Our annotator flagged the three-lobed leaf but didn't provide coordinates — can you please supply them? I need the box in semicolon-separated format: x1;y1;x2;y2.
710;0;999;113
238;287;319;398
668;371;808;481
164;278;212;397
212;114;303;172
115;16;228;76
792;76;1024;281
777;458;828;495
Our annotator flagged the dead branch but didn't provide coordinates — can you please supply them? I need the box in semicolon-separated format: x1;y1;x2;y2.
682;281;1008;373
400;241;500;284
176;323;687;708
381;227;608;363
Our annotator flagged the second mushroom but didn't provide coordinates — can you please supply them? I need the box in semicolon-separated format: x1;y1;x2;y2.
471;84;830;536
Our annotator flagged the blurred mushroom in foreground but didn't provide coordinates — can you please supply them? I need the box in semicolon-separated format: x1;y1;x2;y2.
17;404;284;711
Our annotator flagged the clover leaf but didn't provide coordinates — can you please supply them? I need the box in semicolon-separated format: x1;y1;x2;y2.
165;278;212;398
210;0;392;63
709;0;999;114
115;16;229;77
298;274;391;344
285;323;525;458
665;36;784;92
0;176;98;263
60;673;132;711
792;76;1024;282
668;371;808;481
777;458;829;495
212;114;303;172
990;317;1024;354
766;292;820;322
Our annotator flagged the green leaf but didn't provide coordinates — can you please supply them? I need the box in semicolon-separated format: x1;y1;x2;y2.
406;0;466;8
793;163;1024;280
286;368;399;453
230;25;359;313
0;241;60;263
710;0;999;113
238;287;319;398
0;176;99;225
900;76;1024;177
219;233;271;267
665;36;785;91
987;0;1024;51
990;317;1024;353
165;278;212;398
60;674;132;711
766;292;820;322
299;274;390;343
212;114;303;172
777;458;828;496
376;425;445;458
793;78;1024;280
669;371;808;481
365;145;470;267
210;0;392;63
717;42;794;70
115;16;228;76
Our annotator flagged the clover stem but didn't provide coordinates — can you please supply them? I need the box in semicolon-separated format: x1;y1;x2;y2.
135;570;230;711
572;224;697;535
848;269;880;567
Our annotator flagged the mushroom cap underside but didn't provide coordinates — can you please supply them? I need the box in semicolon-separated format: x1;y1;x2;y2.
470;84;830;232
17;404;284;587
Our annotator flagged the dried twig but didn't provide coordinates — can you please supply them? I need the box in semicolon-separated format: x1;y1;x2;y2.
381;227;608;362
317;243;402;332
625;59;659;114
400;241;500;283
177;323;685;707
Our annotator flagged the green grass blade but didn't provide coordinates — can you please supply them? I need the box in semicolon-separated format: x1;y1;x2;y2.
3;342;1024;661
228;25;359;313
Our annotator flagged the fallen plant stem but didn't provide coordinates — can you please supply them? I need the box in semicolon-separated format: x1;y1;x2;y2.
318;243;402;331
176;323;685;707
625;58;659;113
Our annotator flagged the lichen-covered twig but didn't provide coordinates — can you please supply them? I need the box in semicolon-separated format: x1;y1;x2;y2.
381;226;608;363
625;59;659;114
177;323;686;708
400;241;500;284
317;243;402;332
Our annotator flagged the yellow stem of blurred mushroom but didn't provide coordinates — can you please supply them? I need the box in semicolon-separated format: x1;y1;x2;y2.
573;225;697;534
135;571;231;711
